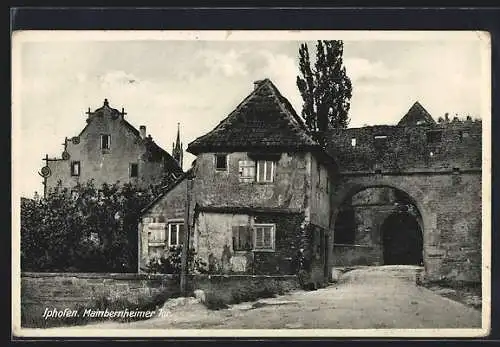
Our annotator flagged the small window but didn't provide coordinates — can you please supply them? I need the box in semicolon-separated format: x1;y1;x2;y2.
238;160;256;182
168;223;184;247
373;135;388;149
100;134;111;149
232;225;253;251
426;130;442;143
461;131;470;140
215;154;228;171
351;138;357;147
130;163;138;178
257;160;275;183
254;224;275;251
71;161;80;176
147;223;166;245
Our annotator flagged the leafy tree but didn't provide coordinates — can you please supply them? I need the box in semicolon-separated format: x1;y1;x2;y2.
20;180;162;272
296;40;353;146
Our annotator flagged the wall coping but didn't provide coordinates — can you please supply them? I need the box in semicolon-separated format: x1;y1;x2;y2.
21;272;298;280
340;168;481;177
21;272;179;280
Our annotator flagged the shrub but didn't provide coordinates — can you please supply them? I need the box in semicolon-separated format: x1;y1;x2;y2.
20;180;166;272
144;246;208;274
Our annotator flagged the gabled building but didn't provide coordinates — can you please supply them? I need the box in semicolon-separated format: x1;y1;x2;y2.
139;79;335;283
138;79;483;285
40;99;183;196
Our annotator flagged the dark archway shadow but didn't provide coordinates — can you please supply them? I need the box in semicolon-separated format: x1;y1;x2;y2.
381;211;423;265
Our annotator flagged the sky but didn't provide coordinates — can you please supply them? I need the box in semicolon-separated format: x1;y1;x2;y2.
13;31;489;198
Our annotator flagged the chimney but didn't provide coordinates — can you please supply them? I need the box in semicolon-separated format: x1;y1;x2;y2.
139;125;146;139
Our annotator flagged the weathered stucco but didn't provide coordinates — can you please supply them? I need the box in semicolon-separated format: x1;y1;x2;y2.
309;154;331;229
194;211;306;275
44;104;181;194
139;179;188;270
192;152;309;210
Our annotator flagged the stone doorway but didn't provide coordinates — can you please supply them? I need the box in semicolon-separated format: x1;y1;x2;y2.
381;211;423;265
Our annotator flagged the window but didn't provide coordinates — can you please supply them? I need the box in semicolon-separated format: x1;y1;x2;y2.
238;160;256;182
426;130;442;143
232;225;253;251
130;163;138;178
168;223;184;247
147;223;166;245
100;134;111;150
71;161;80;176
460;131;470;140
373;135;388;149
254;224;275;251
351;138;357;147
256;160;275;183
215;154;228;171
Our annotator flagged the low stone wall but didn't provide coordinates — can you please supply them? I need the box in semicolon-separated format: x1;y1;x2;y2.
21;272;300;328
21;272;181;328
332;244;382;267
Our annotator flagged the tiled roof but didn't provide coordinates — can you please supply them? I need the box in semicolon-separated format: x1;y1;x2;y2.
140;168;193;214
398;101;436;126
187;79;320;154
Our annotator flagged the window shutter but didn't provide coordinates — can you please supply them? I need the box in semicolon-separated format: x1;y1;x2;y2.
238;160;255;182
232;226;239;250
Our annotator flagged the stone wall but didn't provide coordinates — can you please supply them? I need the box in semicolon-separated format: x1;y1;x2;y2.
327;121;482;172
21;272;181;328
21;272;299;328
330;171;482;283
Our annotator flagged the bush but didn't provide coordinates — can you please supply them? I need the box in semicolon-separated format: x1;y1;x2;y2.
144;246;208;274
21;180;165;272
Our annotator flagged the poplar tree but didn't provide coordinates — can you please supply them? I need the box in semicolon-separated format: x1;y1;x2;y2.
296;40;353;146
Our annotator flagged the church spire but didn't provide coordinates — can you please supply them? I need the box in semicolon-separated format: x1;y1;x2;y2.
172;123;183;169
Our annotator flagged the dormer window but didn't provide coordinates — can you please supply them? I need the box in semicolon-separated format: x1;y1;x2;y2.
351;138;357;147
100;134;111;150
215;154;228;171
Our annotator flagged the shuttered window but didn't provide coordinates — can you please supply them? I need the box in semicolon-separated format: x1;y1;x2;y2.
238;160;256;182
232;225;253;251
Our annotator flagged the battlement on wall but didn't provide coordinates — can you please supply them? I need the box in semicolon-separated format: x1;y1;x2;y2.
326;120;482;173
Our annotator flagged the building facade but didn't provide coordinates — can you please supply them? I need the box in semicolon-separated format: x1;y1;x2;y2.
40;99;183;196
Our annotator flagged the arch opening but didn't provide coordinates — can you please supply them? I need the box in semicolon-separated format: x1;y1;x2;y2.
381;211;423;265
332;185;424;267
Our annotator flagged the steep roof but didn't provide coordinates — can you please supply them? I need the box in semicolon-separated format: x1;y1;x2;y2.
398;101;436;127
140;168;193;214
187;79;320;154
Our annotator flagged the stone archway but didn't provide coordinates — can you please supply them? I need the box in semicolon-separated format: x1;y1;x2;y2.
329;183;426;270
381;211;423;265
